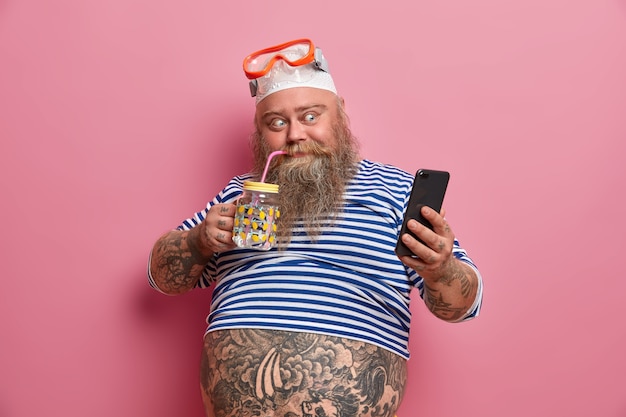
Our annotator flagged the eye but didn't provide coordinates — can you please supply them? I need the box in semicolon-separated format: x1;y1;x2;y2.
269;118;287;130
303;113;317;123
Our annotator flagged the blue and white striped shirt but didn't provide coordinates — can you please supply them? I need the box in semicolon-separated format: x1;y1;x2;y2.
150;160;482;359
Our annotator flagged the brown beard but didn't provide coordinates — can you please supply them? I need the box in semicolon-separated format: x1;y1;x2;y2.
250;105;360;246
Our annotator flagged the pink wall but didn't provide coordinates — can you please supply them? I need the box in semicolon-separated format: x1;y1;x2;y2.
1;1;625;416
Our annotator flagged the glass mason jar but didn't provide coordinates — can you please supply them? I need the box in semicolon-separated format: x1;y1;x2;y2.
232;181;280;250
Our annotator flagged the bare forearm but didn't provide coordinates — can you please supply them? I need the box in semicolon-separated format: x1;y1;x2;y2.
149;227;213;295
423;259;479;322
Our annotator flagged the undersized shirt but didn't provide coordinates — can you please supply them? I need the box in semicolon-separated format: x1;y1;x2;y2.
148;159;483;359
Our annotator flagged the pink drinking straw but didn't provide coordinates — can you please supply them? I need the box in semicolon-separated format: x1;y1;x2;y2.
260;150;287;182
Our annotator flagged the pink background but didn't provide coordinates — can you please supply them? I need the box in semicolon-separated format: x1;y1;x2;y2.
1;1;625;416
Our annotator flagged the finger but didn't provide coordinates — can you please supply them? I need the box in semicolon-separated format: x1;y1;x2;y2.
406;219;438;247
215;203;237;218
208;204;237;232
202;209;236;251
420;206;442;226
402;222;439;259
214;231;230;244
399;249;438;271
405;221;448;259
398;255;426;272
216;218;234;232
421;206;454;239
211;229;236;251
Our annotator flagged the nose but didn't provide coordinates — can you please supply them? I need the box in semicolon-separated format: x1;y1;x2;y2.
286;121;307;143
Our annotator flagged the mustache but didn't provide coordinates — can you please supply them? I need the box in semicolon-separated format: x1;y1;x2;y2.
281;141;333;157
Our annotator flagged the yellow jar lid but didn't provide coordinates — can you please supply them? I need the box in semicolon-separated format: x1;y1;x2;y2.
243;181;279;193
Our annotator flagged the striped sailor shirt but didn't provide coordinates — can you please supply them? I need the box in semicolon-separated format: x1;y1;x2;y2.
149;159;483;359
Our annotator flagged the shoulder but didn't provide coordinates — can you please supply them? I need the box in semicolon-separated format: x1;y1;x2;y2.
355;160;414;187
215;173;255;203
224;173;255;190
345;160;414;210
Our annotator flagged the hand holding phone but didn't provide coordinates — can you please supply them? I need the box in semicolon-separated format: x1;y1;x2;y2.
395;169;450;257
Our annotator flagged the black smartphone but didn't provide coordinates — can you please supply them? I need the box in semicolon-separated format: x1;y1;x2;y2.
395;169;450;257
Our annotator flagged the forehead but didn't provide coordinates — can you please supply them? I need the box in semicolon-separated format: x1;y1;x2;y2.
255;87;337;116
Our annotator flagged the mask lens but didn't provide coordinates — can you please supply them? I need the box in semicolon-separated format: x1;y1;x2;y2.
244;39;313;78
276;42;311;64
246;51;277;73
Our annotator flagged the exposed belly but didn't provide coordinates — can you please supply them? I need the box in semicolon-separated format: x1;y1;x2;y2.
200;328;407;417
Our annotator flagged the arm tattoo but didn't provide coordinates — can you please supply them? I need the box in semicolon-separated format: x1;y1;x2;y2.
436;264;474;298
424;283;468;321
153;231;210;293
423;262;477;321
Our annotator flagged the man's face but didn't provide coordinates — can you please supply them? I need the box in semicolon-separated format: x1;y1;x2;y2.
250;87;358;245
254;87;341;157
